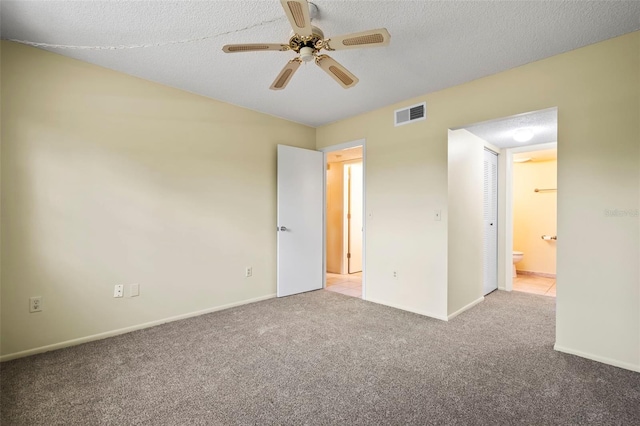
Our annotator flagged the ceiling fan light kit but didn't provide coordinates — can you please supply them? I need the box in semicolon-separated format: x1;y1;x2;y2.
299;46;314;62
222;0;390;90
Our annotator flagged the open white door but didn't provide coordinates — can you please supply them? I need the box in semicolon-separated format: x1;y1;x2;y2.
277;145;324;297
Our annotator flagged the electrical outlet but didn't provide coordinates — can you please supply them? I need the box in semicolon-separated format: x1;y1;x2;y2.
114;285;124;298
245;267;253;278
393;271;398;279
29;296;42;313
130;283;140;297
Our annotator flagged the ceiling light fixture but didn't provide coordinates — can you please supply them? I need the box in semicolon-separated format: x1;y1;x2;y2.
513;128;534;142
513;157;532;163
300;46;315;62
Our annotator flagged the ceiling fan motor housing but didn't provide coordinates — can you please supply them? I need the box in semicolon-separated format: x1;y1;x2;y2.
288;26;325;55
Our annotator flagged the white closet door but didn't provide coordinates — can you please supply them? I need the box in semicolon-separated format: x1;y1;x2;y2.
483;149;498;295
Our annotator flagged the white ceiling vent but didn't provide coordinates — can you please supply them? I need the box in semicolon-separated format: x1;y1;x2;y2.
394;102;426;127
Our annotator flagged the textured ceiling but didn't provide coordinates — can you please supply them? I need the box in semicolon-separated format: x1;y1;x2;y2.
463;107;558;149
2;1;639;127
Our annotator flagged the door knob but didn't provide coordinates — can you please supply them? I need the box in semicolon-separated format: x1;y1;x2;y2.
279;226;288;231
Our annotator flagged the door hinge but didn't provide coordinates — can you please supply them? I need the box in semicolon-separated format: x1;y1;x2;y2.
347;214;351;219
347;253;351;259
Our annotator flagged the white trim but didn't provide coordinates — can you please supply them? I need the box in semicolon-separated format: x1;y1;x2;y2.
501;149;514;291
320;139;367;300
0;293;276;362
362;143;367;299
554;344;640;373
366;297;448;321
447;296;485;320
517;270;556;278
322;152;328;286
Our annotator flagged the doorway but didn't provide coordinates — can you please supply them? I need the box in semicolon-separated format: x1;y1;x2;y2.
510;145;557;296
276;141;366;299
322;142;365;299
451;107;558;298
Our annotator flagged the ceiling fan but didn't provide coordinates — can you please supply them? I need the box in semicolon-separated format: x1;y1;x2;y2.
222;0;390;90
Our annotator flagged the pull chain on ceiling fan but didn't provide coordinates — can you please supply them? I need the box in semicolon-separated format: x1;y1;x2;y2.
222;0;390;90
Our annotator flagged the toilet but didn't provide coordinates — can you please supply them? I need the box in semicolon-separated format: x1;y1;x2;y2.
512;251;524;277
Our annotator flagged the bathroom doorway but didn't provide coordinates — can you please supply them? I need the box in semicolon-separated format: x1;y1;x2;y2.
510;146;557;296
324;144;364;299
451;107;558;297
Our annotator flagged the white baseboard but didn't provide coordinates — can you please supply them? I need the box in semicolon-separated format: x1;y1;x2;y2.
517;270;556;279
447;296;484;320
554;344;640;373
1;293;277;362
366;297;448;321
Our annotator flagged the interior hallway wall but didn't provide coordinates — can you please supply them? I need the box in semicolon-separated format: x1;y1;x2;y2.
447;129;484;316
513;159;557;275
316;32;640;371
0;42;316;358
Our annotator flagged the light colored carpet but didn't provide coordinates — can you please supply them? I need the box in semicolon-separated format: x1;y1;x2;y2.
1;290;639;425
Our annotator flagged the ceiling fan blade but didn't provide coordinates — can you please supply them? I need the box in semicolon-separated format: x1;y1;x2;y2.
315;55;359;89
222;44;290;53
323;28;391;51
270;59;302;90
280;0;313;37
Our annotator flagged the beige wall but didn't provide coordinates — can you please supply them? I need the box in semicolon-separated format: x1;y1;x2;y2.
0;42;315;357
318;112;450;319
2;33;639;372
447;129;484;316
317;32;639;371
326;162;344;273
513;160;557;275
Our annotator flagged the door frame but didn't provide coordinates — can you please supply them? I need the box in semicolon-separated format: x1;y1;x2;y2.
342;159;364;274
501;141;558;292
319;139;367;299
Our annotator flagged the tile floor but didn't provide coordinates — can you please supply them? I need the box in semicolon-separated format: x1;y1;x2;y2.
513;273;556;297
325;272;362;298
